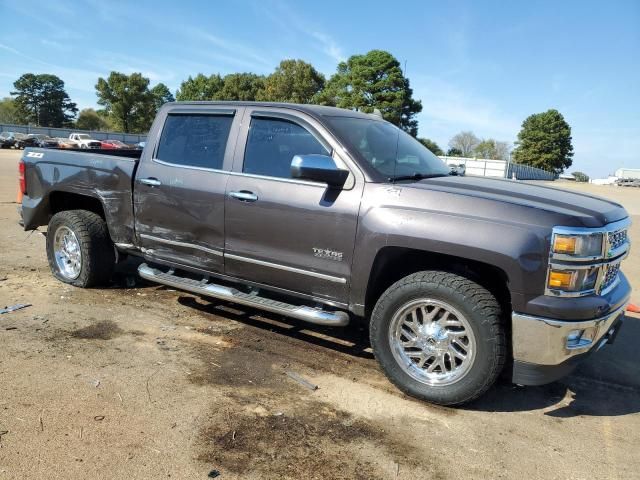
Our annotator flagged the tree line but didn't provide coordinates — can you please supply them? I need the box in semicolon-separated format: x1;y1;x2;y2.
424;109;574;174
0;48;574;173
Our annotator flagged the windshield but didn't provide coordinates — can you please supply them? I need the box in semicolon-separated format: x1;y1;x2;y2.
77;134;91;140
327;116;449;180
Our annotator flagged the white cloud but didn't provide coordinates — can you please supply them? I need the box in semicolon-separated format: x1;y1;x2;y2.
310;32;346;63
187;28;274;70
411;75;520;146
258;0;346;65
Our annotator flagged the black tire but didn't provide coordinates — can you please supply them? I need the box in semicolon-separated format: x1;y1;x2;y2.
370;271;506;406
46;210;115;287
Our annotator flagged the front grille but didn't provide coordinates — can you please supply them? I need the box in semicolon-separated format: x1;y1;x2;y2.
608;228;628;254
600;262;621;293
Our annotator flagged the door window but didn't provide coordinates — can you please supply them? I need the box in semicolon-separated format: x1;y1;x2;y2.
243;117;329;179
156;114;233;169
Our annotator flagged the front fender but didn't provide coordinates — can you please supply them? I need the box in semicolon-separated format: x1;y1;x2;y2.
349;184;552;313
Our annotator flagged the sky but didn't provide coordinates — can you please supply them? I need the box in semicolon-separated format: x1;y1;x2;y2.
0;0;638;177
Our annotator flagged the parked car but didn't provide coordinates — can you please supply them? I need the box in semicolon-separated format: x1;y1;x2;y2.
15;134;57;149
448;163;466;176
35;135;60;148
18;102;632;406
55;138;77;149
0;132;19;148
68;133;102;149
615;178;640;188
100;139;131;149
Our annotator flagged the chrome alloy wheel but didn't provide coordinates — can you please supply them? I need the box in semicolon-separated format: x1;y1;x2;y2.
388;299;476;386
53;226;82;280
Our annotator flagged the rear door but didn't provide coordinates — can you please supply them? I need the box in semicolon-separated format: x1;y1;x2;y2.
223;107;364;304
134;105;243;273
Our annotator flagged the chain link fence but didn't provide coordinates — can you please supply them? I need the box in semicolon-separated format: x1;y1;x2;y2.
0;123;147;144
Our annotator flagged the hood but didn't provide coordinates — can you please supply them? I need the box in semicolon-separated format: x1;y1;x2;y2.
404;175;627;228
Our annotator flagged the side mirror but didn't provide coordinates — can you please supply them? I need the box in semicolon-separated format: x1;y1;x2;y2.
290;154;349;188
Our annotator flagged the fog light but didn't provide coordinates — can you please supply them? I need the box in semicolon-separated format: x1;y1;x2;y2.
566;327;596;349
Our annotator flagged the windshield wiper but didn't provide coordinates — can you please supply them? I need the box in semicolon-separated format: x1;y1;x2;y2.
388;172;449;182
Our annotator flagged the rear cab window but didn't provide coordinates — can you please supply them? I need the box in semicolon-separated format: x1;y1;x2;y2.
156;114;234;170
243;117;329;179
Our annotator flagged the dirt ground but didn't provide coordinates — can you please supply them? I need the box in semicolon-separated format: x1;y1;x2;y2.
1;149;639;480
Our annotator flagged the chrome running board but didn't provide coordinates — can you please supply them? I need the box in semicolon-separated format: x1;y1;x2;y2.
138;263;350;327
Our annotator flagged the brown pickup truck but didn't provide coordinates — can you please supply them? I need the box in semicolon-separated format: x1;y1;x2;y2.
18;101;631;405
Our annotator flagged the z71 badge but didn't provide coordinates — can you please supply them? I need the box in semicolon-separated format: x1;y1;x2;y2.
313;248;343;262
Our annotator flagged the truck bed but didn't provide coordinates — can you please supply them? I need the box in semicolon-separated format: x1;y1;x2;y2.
21;148;139;245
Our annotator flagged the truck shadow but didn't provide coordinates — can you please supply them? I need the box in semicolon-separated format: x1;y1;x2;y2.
177;295;375;360
470;378;640;417
176;294;640;418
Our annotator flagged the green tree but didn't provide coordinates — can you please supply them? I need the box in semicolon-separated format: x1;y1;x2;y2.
572;171;589;182
317;50;422;136
473;139;511;160
418;138;444;155
446;147;463;156
95;72;155;133
75;108;108;131
176;74;224;101
150;83;175;110
0;97;21;124
513;109;574;173
11;73;77;127
257;59;325;103
218;73;265;101
448;131;480;157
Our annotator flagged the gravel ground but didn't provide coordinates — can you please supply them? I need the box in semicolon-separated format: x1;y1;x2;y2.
0;149;638;479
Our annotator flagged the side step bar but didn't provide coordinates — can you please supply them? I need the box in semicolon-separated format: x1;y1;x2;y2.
138;263;350;327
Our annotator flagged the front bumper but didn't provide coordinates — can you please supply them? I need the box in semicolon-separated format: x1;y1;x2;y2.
511;303;627;385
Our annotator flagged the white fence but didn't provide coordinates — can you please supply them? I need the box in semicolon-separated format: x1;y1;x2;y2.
439;156;557;181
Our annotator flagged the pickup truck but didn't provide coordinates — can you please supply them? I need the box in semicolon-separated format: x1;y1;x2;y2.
67;132;102;149
18;101;631;405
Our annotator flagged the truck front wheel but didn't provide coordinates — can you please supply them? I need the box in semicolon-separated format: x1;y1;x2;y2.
370;271;506;406
46;210;115;287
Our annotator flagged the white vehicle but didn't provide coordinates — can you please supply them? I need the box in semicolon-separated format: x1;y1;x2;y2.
68;133;102;149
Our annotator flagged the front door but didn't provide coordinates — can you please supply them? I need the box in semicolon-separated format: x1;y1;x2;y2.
224;108;364;304
134;106;242;273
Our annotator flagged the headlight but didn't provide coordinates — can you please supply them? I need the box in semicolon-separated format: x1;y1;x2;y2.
552;233;603;258
546;219;630;297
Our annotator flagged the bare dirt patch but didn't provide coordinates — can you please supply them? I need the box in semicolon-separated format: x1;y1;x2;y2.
70;320;124;340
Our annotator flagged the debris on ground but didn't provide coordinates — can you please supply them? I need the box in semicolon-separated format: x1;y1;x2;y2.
1;303;31;315
207;469;221;478
285;371;318;391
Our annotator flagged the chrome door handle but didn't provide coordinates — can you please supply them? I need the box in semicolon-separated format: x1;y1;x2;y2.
139;177;162;187
229;191;258;202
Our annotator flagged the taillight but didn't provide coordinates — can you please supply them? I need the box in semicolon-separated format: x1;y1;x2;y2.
19;160;26;195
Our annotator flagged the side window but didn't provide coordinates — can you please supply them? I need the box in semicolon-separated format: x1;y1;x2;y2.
243;117;329;179
156;114;233;169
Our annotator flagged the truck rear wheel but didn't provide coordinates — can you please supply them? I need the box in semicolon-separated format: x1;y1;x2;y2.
370;271;506;406
46;210;115;287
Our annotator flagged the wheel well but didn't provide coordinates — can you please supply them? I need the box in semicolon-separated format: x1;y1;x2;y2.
364;247;512;318
49;192;106;221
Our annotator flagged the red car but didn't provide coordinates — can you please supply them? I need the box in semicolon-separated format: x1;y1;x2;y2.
100;139;130;149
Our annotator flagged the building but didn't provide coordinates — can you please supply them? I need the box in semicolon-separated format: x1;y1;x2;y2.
615;168;640;179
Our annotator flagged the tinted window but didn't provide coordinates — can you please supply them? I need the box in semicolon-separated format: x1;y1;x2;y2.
243;117;329;179
156;114;233;169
